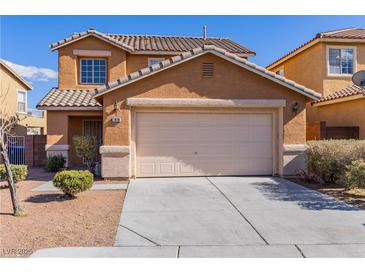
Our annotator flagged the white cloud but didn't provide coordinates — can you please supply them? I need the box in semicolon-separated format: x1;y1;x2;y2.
3;60;57;82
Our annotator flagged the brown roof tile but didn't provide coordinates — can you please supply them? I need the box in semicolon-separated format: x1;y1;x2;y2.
314;85;364;104
37;88;101;109
50;29;255;56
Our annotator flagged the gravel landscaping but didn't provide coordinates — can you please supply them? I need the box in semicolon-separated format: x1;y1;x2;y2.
0;168;126;258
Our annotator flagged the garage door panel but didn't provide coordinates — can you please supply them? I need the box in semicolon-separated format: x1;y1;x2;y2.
136;112;273;177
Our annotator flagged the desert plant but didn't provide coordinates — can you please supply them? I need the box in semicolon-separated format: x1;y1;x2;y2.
306;140;365;185
72;135;97;172
53;170;94;197
46;155;66;172
0;164;28;183
343;159;365;189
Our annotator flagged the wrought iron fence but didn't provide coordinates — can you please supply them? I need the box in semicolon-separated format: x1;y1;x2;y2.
6;135;25;165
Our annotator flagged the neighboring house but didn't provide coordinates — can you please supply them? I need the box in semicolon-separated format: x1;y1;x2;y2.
37;28;320;178
267;28;365;139
0;60;47;136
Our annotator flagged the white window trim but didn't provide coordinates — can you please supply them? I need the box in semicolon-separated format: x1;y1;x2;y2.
16;89;27;114
326;45;357;77
79;58;108;85
148;57;165;66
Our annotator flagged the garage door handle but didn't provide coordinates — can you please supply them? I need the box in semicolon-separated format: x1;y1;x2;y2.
194;152;198;155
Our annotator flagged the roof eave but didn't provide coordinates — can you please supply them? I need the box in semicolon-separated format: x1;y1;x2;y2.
37;106;102;111
94;47;321;101
49;32;134;53
0;60;33;90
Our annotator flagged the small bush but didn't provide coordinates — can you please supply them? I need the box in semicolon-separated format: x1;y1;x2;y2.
0;164;28;183
53;170;94;197
72;135;97;172
46;155;66;172
307;140;365;185
343;160;365;189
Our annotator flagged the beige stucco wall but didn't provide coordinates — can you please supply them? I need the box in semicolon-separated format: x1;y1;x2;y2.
58;36;127;89
126;54;171;74
46;110;102;146
315;98;365;138
269;42;365;97
101;53;308;147
0;64;29;116
270;42;325;95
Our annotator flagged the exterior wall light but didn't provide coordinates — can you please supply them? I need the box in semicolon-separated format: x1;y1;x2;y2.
292;102;299;114
113;101;118;111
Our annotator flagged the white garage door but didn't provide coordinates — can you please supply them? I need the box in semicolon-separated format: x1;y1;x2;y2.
136;112;273;177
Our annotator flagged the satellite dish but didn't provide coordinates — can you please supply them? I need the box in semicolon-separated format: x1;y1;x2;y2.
352;70;365;88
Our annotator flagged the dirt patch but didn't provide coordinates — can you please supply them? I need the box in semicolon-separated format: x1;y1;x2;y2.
0;169;125;258
289;178;365;210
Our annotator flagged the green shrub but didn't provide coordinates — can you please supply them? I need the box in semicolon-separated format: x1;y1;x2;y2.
46;155;66;172
53;170;94;197
306;140;365;185
72;135;97;172
343;159;365;189
0;164;28;183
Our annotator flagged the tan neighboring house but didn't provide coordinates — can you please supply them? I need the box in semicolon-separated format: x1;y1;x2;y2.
37;28;320;178
0;59;47;136
267;28;365;139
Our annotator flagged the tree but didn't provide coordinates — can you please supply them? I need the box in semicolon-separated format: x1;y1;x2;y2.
72;135;97;172
0;87;25;216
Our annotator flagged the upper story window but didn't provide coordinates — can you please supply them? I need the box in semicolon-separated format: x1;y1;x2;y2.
148;58;165;66
16;90;27;113
80;58;107;84
328;47;355;76
275;67;285;76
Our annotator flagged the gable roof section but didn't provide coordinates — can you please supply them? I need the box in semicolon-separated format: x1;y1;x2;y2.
0;59;32;90
50;29;255;57
37;88;101;110
267;28;365;70
94;45;321;100
313;85;365;106
50;29;134;52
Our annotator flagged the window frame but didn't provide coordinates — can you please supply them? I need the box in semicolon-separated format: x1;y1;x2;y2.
79;58;108;85
326;45;356;77
16;89;27;114
148;57;165;67
275;66;285;76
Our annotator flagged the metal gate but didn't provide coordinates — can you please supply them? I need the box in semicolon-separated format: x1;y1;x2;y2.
7;135;25;165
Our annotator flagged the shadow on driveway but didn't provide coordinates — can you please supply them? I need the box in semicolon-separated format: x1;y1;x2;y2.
253;180;359;211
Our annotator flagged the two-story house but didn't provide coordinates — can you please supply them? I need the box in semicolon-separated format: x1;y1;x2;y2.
37;28;320;179
267;28;365;139
0;59;47;136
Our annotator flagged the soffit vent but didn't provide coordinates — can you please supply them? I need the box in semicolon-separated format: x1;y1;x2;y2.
202;62;214;77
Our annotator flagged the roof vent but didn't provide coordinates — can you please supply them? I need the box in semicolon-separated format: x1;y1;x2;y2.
202;62;214;78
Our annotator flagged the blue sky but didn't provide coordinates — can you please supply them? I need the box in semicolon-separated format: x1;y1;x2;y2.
1;15;364;108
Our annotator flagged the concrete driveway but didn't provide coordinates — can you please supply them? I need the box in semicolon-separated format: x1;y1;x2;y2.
114;177;365;257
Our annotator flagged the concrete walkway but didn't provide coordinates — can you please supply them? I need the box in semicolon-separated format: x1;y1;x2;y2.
32;177;365;258
32;181;127;192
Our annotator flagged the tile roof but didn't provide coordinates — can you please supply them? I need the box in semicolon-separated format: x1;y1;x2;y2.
267;28;365;69
314;85;365;104
50;28;255;56
94;45;321;101
0;59;32;90
318;28;365;39
37;88;101;109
